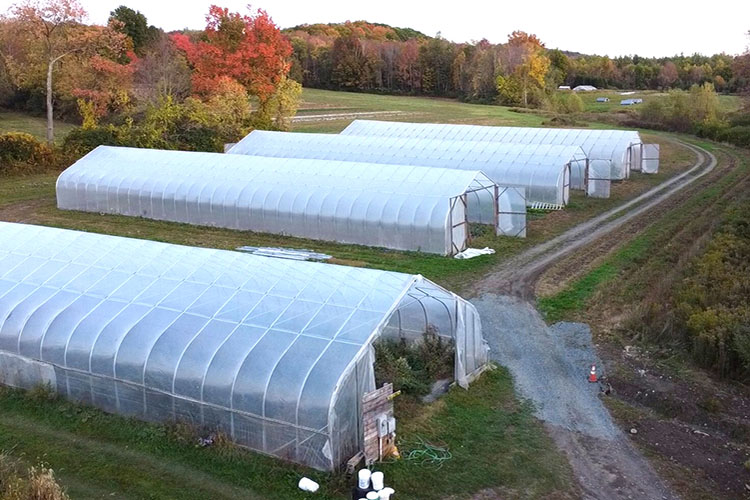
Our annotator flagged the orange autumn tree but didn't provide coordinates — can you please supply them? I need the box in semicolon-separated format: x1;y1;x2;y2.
171;5;292;111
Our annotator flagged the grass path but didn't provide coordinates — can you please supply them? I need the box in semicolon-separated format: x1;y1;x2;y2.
0;416;265;500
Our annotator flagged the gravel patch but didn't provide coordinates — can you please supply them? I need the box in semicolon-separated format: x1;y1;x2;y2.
472;293;619;439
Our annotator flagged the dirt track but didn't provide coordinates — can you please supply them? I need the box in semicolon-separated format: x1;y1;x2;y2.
469;141;719;500
472;140;717;300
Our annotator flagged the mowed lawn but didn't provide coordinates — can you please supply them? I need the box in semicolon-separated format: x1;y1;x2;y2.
291;88;547;133
0;368;577;500
0;110;75;142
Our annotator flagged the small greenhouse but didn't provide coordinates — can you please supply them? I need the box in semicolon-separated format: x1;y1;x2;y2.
228;130;584;204
56;146;525;255
341;120;660;179
0;222;489;471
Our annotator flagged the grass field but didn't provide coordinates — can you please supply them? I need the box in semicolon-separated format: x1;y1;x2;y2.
0;367;576;499
0;110;75;142
572;89;743;115
292;88;547;133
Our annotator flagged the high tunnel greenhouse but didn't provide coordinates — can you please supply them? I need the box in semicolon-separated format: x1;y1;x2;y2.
228;130;591;203
341;120;660;181
0;222;489;471
56;146;527;255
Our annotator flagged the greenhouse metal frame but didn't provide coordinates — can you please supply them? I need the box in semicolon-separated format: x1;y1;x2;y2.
341;120;660;180
228;130;580;204
56;146;526;255
0;222;489;471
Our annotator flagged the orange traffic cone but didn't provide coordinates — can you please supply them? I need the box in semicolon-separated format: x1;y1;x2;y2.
588;364;598;383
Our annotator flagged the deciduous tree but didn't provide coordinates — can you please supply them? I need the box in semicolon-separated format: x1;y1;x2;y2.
8;0;127;143
109;5;157;55
658;61;678;89
171;5;292;105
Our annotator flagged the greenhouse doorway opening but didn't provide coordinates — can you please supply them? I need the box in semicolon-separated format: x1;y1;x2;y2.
447;182;527;253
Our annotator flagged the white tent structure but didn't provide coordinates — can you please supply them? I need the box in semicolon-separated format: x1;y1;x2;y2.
0;222;488;471
228;130;579;204
341;120;660;180
56;146;525;256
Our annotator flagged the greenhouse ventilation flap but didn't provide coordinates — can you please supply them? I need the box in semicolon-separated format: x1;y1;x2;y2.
56;146;526;255
229;130;580;204
341;119;660;180
0;222;489;471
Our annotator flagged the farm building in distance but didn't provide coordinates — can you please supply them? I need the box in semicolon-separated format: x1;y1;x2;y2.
341;120;659;178
56;146;521;255
573;85;597;91
0;222;489;471
228;130;587;203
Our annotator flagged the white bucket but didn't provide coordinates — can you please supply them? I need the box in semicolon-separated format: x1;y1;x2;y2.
298;477;319;493
371;471;384;491
358;469;372;489
379;487;395;500
366;492;379;500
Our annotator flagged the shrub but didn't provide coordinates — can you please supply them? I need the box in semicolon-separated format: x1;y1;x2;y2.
722;125;750;148
374;325;455;396
548;92;583;114
61;126;125;155
0;132;55;174
676;203;750;379
693;119;729;140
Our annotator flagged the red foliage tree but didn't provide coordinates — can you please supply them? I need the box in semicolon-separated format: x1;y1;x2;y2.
71;51;137;118
171;5;292;102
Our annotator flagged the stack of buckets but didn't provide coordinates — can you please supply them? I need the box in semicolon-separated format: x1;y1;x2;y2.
352;469;395;500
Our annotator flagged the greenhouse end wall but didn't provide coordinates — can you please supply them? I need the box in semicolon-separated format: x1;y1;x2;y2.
0;222;488;471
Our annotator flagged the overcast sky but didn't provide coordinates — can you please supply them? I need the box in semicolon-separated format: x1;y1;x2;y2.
2;0;748;57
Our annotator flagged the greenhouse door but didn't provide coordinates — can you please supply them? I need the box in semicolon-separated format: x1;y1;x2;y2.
642;144;660;174
562;164;571;205
449;195;468;255
631;144;643;172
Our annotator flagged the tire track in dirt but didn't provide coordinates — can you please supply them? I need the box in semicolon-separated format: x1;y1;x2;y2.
536;146;741;299
472;141;717;299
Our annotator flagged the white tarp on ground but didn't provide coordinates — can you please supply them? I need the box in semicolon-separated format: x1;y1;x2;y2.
0;222;488;470
56;146;518;255
229;130;584;205
341;120;653;181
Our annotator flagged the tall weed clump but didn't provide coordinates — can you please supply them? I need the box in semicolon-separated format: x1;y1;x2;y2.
374;325;455;396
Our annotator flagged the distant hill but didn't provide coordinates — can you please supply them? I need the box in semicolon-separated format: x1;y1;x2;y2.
283;21;429;42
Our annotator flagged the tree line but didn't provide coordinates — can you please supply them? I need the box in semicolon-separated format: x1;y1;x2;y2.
286;22;750;103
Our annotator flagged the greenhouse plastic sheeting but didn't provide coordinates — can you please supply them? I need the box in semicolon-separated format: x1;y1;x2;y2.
341;120;649;181
0;222;489;471
56;146;506;255
229;130;577;205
